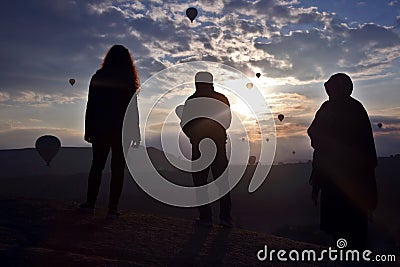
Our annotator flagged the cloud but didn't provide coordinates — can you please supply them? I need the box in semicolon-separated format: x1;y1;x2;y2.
2;0;399;96
0;92;10;102
0;0;150;96
0;120;12;131
267;92;315;116
28;118;43;123
10;91;85;107
1;0;399;161
254;22;400;82
370;114;400;136
92;0;399;86
0;126;86;149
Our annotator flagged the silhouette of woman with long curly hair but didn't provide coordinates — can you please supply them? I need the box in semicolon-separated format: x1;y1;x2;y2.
80;45;140;217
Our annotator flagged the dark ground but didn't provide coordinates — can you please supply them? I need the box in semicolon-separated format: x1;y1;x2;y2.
0;148;399;266
0;197;344;267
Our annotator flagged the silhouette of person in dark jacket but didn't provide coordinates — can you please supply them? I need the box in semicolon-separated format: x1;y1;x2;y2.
80;45;140;217
308;73;377;248
181;72;233;227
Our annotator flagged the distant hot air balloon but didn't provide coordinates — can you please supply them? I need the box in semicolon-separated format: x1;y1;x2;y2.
69;78;75;86
256;73;261;78
175;105;184;120
246;82;253;89
278;114;284;122
248;156;256;165
186;7;198;23
35;135;61;166
377;122;383;129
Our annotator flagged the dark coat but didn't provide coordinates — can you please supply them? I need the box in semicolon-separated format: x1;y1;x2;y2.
308;97;377;237
85;68;139;141
181;87;231;145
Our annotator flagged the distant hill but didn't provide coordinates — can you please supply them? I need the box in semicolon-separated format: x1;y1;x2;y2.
0;146;181;178
0;196;341;267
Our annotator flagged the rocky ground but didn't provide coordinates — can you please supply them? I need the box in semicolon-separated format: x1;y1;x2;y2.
0;196;346;267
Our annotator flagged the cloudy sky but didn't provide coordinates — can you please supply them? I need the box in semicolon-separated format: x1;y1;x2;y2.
0;0;399;163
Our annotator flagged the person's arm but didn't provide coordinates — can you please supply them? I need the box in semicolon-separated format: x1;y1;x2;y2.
360;106;378;168
222;95;232;130
84;76;96;143
131;94;141;147
180;98;195;139
358;104;378;212
308;102;329;205
307;102;330;150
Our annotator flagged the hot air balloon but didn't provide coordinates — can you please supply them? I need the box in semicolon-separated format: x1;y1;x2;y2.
278;114;284;122
35;135;61;166
256;73;261;78
248;156;256;165
246;82;253;89
69;78;75;86
175;105;184;120
377;122;383;129
186;7;198;23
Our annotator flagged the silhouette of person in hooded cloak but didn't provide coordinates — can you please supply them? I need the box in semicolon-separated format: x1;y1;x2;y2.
308;73;377;248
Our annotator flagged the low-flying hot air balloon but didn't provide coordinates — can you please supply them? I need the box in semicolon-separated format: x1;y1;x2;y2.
246;82;253;89
248;156;256;165
186;7;198;23
256;73;261;78
377;122;383;129
278;114;284;122
35;135;61;166
69;78;75;86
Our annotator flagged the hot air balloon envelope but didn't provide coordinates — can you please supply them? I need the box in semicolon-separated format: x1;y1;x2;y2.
186;7;198;22
246;82;253;89
278;114;284;122
69;78;75;86
35;135;61;166
256;73;261;78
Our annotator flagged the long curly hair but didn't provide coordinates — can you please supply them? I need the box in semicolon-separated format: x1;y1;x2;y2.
101;45;140;91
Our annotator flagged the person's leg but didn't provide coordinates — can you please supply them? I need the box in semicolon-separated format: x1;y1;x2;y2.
109;136;126;211
192;142;212;221
86;138;111;205
211;143;231;221
346;208;369;249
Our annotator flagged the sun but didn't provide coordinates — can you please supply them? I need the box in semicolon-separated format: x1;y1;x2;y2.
230;100;254;119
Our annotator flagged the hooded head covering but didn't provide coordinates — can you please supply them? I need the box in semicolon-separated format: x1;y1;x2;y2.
324;73;353;100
